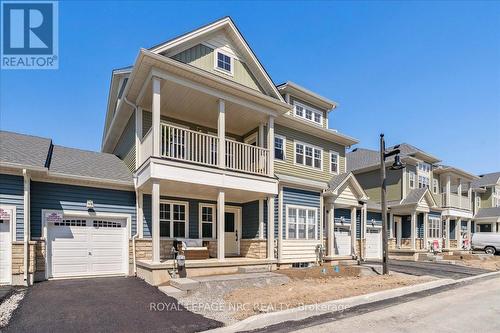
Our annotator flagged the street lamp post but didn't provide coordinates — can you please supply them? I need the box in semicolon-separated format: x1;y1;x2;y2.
380;134;405;275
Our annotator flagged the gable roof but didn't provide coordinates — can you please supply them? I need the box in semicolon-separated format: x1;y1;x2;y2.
0;131;133;185
472;172;500;188
474;207;500;220
400;188;437;207
149;17;283;102
0;131;51;170
327;172;369;201
277;81;337;111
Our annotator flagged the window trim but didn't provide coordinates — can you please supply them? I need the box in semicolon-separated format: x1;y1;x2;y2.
274;134;286;161
293;140;323;171
409;171;416;189
329;151;340;175
198;203;216;240
432;178;439;194
285;204;318;240
159;199;189;239
292;101;323;125
427;216;441;239
213;49;234;76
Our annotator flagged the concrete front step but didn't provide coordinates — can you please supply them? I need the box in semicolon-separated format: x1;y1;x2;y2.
158;285;187;297
237;265;271;273
338;260;358;266
169;278;200;291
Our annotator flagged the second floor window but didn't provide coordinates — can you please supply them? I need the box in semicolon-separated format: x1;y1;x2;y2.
275;136;285;160
433;178;439;194
330;151;339;174
295;142;322;169
419;175;430;189
293;101;323;125
409;171;416;189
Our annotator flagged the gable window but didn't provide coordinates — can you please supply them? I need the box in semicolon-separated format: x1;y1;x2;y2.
409;171;416;189
330;151;339;174
287;205;317;240
295;142;322;169
199;204;216;239
274;135;286;161
215;51;232;75
293;101;323;125
160;201;188;238
433;179;439;194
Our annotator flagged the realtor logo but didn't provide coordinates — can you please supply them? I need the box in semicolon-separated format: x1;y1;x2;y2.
1;1;58;69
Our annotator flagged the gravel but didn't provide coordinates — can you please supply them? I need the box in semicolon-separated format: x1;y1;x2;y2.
0;290;26;328
174;273;290;325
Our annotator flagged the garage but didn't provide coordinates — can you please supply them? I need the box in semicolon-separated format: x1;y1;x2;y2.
334;226;352;256
0;215;12;284
365;227;382;259
47;218;128;279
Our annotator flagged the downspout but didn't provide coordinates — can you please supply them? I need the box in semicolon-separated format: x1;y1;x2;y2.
23;169;30;286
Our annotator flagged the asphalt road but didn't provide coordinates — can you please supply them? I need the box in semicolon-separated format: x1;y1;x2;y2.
2;277;222;333
385;260;492;279
291;275;500;333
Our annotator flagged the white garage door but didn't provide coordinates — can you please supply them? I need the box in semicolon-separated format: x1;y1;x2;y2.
0;218;12;284
365;228;382;259
334;227;351;256
48;218;127;278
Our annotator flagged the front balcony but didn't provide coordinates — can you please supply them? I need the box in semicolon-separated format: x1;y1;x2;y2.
441;193;471;210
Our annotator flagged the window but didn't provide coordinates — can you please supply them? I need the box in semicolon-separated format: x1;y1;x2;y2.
427;216;441;238
418;175;430;189
476;196;481;209
417;162;431;189
293;101;323;125
433;179;439;194
330;151;339;174
160;201;188;238
216;51;232;73
295;142;322;170
287;206;317;240
199;204;216;239
275;135;285;161
409;171;416;189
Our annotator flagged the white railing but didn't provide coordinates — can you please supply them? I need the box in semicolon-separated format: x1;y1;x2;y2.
226;139;269;176
161;123;219;167
442;193;471;210
460;196;471;210
139;128;153;166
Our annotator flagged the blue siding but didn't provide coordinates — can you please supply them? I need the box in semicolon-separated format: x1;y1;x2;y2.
0;174;24;241
263;198;269;239
143;194;152;237
449;220;456;240
30;181;136;238
282;187;320;239
334;208;352;224
242;201;259;239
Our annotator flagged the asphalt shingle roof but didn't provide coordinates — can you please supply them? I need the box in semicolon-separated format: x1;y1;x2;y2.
328;172;351;191
472;172;500;188
474;207;500;219
0;131;51;168
400;188;428;205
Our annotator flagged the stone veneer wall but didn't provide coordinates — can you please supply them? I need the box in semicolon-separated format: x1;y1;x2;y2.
240;239;266;259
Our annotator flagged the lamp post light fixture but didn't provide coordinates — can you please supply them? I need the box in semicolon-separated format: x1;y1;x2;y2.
380;134;405;275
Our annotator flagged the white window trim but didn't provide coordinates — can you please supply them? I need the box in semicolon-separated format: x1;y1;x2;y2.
329;151;340;175
198;203;216;240
159;200;189;239
427;216;441;238
293;101;323;125
293;140;323;171
274;134;286;161
432;178;439;194
285;204;318;240
213;49;234;76
409;171;416;189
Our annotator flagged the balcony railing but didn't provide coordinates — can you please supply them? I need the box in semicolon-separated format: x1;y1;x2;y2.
441;193;471;210
153;123;269;176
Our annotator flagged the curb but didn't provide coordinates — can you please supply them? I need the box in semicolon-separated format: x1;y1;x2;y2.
204;270;500;333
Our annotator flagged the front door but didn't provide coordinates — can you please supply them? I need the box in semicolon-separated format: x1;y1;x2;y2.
0;213;12;284
224;207;240;256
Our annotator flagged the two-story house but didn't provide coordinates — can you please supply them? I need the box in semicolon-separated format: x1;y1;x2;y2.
347;144;478;259
472;172;500;233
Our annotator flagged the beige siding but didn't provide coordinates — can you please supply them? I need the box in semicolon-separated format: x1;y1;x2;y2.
355;168;402;203
171;44;264;93
481;188;493;208
274;124;346;183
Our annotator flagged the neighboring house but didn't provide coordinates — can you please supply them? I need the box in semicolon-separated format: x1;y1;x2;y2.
347;144;478;258
472;172;500;233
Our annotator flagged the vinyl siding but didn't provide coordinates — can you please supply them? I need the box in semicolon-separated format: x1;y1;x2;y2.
171;44;264;93
242;200;259;239
274;124;346;183
30;181;137;238
282;187;321;239
481;188;493;208
355;168;402;203
113;112;136;172
289;96;328;128
0;174;24;241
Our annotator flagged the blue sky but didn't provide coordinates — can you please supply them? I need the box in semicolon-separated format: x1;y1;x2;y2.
1;1;499;174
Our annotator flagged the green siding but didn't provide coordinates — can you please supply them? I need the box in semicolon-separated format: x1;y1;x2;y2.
355;168;402;203
171;44;264;93
274;124;346;183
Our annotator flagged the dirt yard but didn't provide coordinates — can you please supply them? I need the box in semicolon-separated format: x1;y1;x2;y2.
454;255;500;271
224;265;433;320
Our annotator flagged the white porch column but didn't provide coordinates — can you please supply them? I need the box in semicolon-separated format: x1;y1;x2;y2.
152;77;161;157
319;195;324;241
423;212;429;249
277;186;283;261
456;218;462;249
151;179;160;263
467;182;472;210
23;169;30;285
258;122;265;147
362;203;367;260
258;199;264;239
135;107;143;169
397;218;402;248
389;212;394;238
445;217;450;249
410;212;416;250
351;207;357;256
137;190;144;238
217;190;225;261
467;220;471;249
267;116;275;176
327;202;335;257
457;178;462;209
446;175;451;206
267;196;275;259
217;99;226;169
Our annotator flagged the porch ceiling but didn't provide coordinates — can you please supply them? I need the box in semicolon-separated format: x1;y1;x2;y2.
139;78;270;135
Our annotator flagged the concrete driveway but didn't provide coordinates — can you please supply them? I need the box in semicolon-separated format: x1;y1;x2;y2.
3;277;222;333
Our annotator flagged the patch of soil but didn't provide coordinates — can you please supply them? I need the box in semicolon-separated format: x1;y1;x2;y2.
457;258;500;271
224;269;432;320
277;265;360;280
